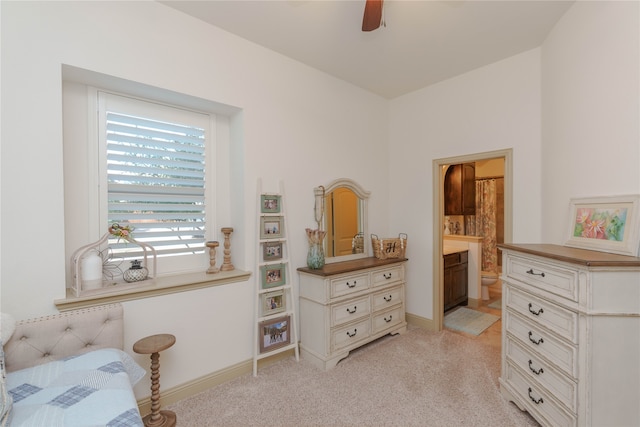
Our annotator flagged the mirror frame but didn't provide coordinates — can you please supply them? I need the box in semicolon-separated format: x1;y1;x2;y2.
323;178;371;263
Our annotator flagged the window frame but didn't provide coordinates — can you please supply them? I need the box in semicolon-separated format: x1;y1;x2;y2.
61;66;246;307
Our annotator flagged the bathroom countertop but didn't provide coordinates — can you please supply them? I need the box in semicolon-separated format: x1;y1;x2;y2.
443;235;483;243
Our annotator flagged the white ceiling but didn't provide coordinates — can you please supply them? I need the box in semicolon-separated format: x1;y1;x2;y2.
161;0;574;99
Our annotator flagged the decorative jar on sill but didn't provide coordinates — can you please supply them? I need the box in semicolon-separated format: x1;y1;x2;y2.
124;260;148;283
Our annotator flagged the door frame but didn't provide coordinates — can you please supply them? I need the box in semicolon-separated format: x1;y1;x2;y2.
431;149;513;331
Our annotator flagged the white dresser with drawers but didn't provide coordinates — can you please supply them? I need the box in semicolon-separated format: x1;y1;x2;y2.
298;257;407;370
499;244;640;427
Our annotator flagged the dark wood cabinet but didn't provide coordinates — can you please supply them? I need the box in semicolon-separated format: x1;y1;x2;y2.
443;250;468;312
444;163;475;216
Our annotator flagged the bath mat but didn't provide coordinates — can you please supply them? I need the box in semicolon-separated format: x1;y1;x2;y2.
488;299;502;310
444;307;500;336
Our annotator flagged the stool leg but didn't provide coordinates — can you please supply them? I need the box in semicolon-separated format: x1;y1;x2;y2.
148;352;162;425
143;352;176;427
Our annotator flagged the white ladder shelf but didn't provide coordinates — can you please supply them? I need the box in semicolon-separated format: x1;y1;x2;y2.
253;179;299;376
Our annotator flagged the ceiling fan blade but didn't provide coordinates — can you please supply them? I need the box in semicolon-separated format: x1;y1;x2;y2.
362;0;383;32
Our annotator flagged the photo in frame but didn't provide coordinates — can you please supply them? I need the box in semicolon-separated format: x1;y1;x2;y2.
260;290;286;316
259;314;291;353
263;241;283;261
260;194;281;213
564;194;640;256
260;263;286;289
260;216;284;239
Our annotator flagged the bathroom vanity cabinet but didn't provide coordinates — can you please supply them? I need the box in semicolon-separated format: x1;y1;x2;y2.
298;257;407;371
444;163;475;216
443;250;468;311
498;243;640;427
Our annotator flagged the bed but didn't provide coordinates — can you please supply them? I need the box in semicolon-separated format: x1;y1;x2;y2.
1;303;145;427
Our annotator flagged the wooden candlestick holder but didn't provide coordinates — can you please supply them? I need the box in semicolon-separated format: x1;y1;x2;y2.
206;241;220;274
220;227;235;271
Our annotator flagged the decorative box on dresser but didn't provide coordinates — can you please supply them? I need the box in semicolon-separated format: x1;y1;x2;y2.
498;243;640;427
297;257;407;371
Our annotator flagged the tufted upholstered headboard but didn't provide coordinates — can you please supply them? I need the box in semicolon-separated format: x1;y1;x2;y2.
3;303;124;372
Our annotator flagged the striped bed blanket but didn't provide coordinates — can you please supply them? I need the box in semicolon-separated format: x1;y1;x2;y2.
6;348;145;427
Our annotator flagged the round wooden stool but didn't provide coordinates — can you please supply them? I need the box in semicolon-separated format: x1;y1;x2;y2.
133;334;177;427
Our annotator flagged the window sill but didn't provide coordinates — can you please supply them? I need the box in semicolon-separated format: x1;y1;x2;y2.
54;269;252;311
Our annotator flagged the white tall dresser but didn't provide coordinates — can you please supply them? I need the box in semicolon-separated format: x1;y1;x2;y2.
498;243;640;427
298;257;407;371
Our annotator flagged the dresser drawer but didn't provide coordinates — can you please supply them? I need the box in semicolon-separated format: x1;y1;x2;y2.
371;266;403;288
331;296;371;327
372;306;404;334
506;336;577;412
372;286;403;312
505;310;577;378
506;286;578;344
332;318;371;352
504;362;576;427
505;255;578;302
330;273;369;298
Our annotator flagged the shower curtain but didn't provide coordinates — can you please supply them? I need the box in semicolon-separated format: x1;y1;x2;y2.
475;179;498;273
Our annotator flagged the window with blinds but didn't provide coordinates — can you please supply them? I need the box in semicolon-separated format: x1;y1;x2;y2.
100;93;211;263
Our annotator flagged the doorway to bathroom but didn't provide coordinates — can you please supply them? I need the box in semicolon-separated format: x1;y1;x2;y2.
432;149;513;333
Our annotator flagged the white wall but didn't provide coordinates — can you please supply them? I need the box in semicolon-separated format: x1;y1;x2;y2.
2;0;638;402
541;1;640;243
388;49;543;319
387;0;640;321
0;1;389;399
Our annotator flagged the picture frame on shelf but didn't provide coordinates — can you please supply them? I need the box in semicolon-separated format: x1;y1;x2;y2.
260;194;281;214
258;314;291;353
263;241;283;261
260;216;284;239
564;194;640;256
260;290;286;316
260;263;287;289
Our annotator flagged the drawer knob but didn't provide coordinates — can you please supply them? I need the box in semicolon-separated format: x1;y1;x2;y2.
383;273;392;279
528;303;544;316
346;306;357;314
346;281;357;288
346;329;357;338
528;387;544;405
526;268;545;277
528;331;544;345
528;360;544;375
384;295;393;302
384;315;393;323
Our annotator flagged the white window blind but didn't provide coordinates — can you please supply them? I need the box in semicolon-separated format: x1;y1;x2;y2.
104;103;208;260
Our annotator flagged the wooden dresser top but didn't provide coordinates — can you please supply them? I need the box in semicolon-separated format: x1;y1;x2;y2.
297;257;407;277
498;243;640;267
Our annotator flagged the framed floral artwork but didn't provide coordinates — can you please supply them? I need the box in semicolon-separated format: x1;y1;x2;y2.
564;195;640;256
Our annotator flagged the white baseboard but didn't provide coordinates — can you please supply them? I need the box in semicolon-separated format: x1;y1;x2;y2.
406;312;436;330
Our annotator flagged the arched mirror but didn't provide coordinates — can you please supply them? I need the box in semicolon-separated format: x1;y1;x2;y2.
322;178;370;262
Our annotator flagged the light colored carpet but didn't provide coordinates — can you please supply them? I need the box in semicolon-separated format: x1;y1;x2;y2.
167;327;538;426
444;307;500;336
488;299;502;310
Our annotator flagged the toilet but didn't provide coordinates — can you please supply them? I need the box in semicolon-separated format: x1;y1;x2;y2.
481;271;499;300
